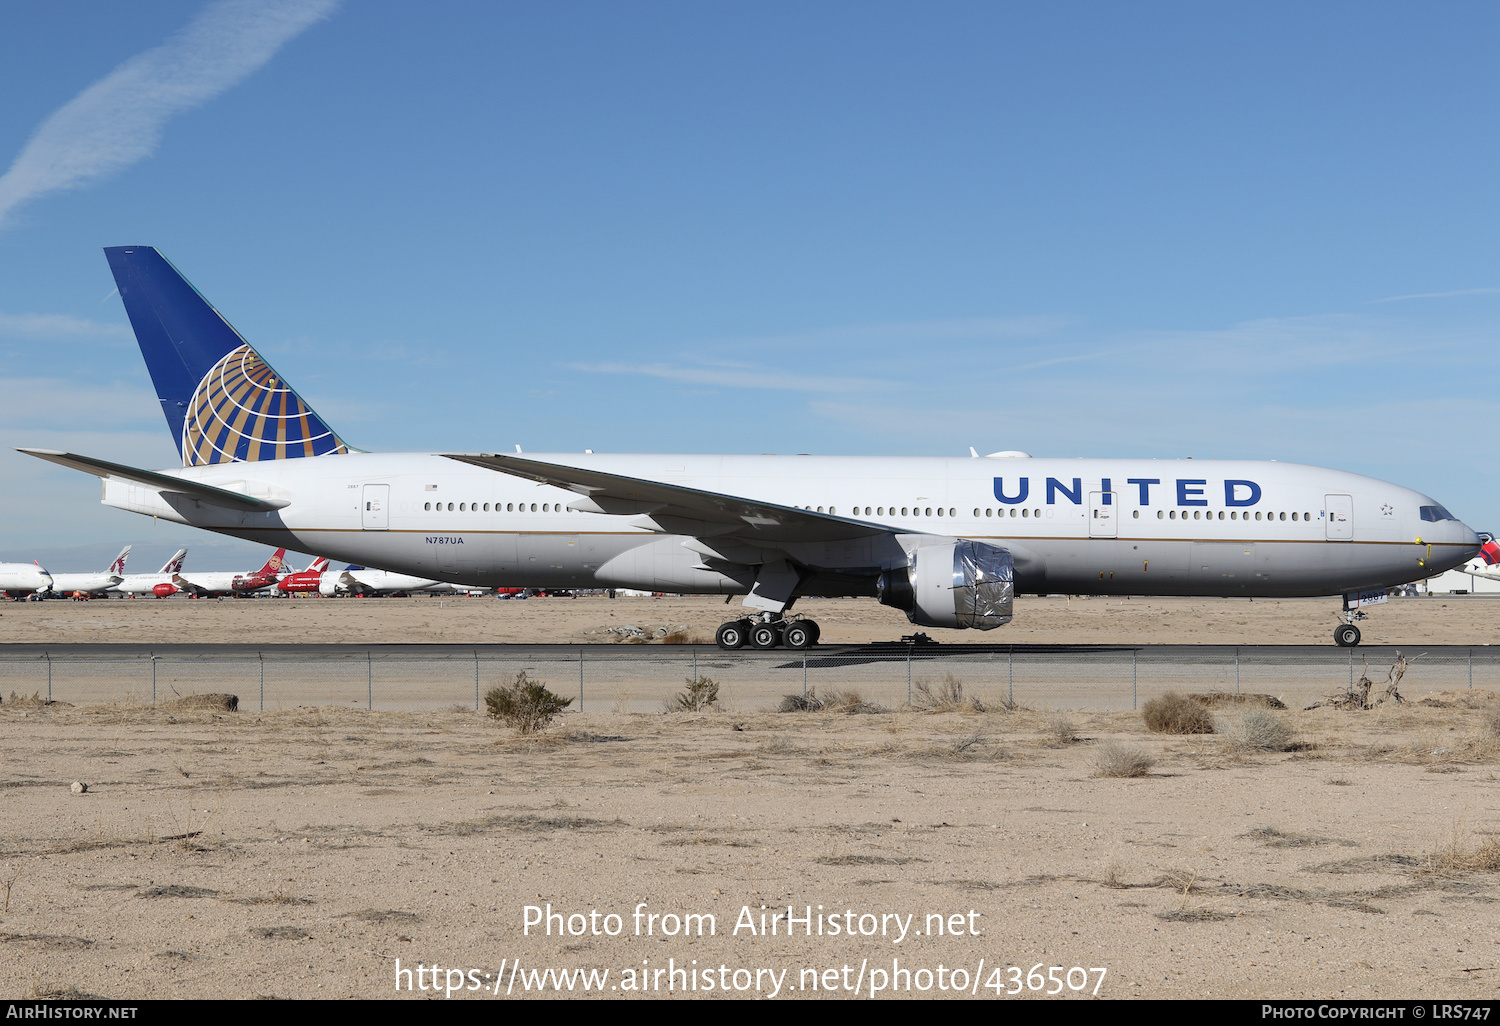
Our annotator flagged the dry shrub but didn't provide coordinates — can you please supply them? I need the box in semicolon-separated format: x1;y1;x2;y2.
778;688;883;714
1220;709;1294;752
824;689;884;714
484;671;572;733
778;691;823;712
674;676;720;712
159;693;238;712
912;674;986;713
1189;692;1286;710
1141;692;1215;734
1048;714;1079;745
1315;652;1415;710
1423;825;1500;875
1484;707;1500;738
1091;742;1155;778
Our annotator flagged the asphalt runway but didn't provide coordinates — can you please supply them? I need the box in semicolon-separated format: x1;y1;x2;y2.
2;643;1493;712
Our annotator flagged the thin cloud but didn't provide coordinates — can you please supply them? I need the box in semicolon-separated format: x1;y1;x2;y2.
0;311;128;340
0;377;159;427
0;0;340;230
572;360;892;393
1375;287;1500;303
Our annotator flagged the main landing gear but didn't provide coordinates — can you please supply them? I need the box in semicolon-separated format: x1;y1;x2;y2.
715;614;821;651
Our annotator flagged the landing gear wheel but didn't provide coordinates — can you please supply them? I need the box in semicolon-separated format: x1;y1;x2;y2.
807;620;821;645
1334;623;1361;647
749;622;782;649
782;619;815;649
715;620;749;650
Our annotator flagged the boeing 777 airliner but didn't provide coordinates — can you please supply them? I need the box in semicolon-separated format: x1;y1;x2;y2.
18;247;1483;648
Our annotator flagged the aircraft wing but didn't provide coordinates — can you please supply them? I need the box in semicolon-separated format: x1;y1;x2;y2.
441;453;897;544
17;449;288;512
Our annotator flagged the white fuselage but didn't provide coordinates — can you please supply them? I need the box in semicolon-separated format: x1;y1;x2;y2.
112;574;179;596
1463;559;1500;584
96;452;1479;599
0;563;52;595
319;569;448;596
45;572;122;595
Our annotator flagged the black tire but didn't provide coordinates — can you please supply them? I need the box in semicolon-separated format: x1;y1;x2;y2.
783;620;814;649
1334;624;1361;647
750;623;782;649
715;621;748;650
807;620;821;645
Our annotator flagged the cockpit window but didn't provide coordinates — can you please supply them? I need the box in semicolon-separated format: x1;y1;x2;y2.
1420;505;1458;522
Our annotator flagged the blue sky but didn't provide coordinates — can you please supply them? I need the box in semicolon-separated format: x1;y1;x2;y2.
1;1;1498;571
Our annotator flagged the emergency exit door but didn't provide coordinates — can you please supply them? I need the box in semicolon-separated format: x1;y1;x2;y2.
362;484;389;530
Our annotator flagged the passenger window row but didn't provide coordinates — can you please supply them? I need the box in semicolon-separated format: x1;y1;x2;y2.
1150;509;1310;522
423;501;575;512
800;506;960;518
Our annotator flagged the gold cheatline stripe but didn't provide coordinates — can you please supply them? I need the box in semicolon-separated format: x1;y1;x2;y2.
209;526;1472;548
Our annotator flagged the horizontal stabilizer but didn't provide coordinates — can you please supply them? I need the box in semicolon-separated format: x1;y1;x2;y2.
16;448;289;512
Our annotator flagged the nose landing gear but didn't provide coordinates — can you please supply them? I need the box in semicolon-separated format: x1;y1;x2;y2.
1334;606;1367;647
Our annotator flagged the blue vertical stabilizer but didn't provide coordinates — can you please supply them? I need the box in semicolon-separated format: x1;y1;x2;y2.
104;246;348;467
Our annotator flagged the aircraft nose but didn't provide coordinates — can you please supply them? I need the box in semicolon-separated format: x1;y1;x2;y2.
1459;521;1482;555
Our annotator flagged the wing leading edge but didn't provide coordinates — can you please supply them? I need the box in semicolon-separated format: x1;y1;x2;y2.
440;453;899;545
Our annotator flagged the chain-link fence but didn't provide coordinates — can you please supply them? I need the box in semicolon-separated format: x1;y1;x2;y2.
0;646;1495;713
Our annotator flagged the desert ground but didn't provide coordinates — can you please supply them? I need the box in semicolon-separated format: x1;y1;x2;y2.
0;592;1497;647
1;596;1497;1001
0;694;1497;1001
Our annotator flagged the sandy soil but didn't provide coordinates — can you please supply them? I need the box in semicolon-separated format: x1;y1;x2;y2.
1;692;1497;1001
1;593;1498;647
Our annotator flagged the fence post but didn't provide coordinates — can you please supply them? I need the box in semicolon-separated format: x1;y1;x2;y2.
803;650;808;697
579;649;584;713
1469;648;1473;690
366;650;372;711
692;647;698;683
1235;647;1240;695
151;653;157;704
1008;648;1013;708
258;651;264;712
475;650;480;711
906;646;912;707
45;651;51;704
1132;649;1137;711
1349;647;1354;691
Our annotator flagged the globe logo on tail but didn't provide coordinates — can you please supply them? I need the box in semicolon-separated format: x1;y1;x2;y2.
182;344;348;466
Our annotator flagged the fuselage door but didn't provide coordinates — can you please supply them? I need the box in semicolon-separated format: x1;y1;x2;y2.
1089;491;1117;538
362;484;390;530
1325;494;1353;540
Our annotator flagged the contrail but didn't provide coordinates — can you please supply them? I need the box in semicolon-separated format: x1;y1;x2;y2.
0;0;340;231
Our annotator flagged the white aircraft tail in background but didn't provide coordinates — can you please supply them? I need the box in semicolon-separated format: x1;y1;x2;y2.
45;545;132;596
112;548;189;597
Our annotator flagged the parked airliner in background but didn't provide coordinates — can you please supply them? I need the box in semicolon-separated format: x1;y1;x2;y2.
111;548;188;596
0;561;53;599
1460;539;1500;585
280;558;451;597
17;247;1485;647
275;556;331;593
45;545;130;596
166;548;286;597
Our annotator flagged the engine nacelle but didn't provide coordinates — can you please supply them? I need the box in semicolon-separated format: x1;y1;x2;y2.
152;582;178;598
877;539;1014;629
318;577;342;597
